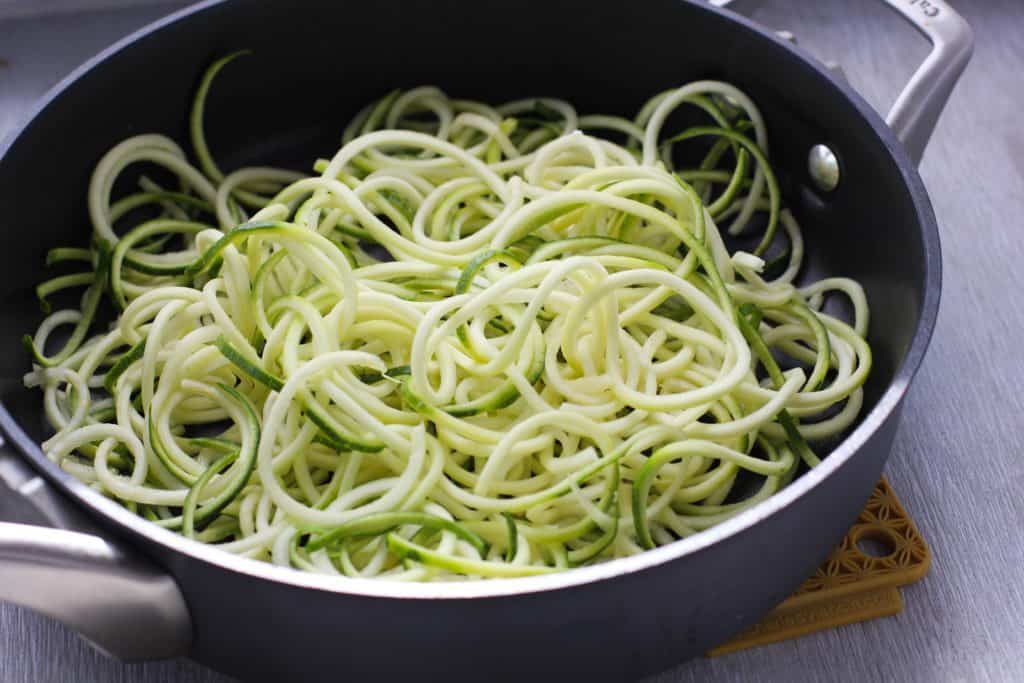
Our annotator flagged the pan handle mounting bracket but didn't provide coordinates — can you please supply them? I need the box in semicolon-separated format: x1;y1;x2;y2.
0;440;192;661
711;0;973;165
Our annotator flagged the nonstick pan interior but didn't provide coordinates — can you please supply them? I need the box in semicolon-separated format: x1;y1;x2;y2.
0;0;929;444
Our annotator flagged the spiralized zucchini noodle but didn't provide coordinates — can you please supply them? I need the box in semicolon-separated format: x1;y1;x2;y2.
24;54;870;580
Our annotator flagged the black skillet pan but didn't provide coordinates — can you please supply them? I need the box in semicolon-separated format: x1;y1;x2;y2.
0;0;971;680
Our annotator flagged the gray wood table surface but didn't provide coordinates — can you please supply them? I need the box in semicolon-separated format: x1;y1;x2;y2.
2;1;1022;681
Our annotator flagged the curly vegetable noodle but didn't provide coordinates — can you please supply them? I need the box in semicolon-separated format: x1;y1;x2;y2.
24;54;871;580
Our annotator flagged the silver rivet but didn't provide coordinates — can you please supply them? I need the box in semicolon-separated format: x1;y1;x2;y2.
808;144;840;192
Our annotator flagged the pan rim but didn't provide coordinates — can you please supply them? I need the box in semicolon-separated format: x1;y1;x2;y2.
0;0;941;600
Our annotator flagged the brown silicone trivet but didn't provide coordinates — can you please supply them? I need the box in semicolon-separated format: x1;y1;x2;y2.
708;477;930;656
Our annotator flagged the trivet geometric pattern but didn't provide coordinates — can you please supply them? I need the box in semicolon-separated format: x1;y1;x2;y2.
708;478;930;656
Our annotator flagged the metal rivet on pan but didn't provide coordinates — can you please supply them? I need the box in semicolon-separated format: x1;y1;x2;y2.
808;144;840;192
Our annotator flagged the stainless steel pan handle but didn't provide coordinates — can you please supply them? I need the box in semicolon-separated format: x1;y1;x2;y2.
714;0;974;165
0;440;192;661
883;0;973;164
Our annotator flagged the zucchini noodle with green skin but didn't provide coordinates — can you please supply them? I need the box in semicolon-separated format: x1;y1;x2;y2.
23;55;871;580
